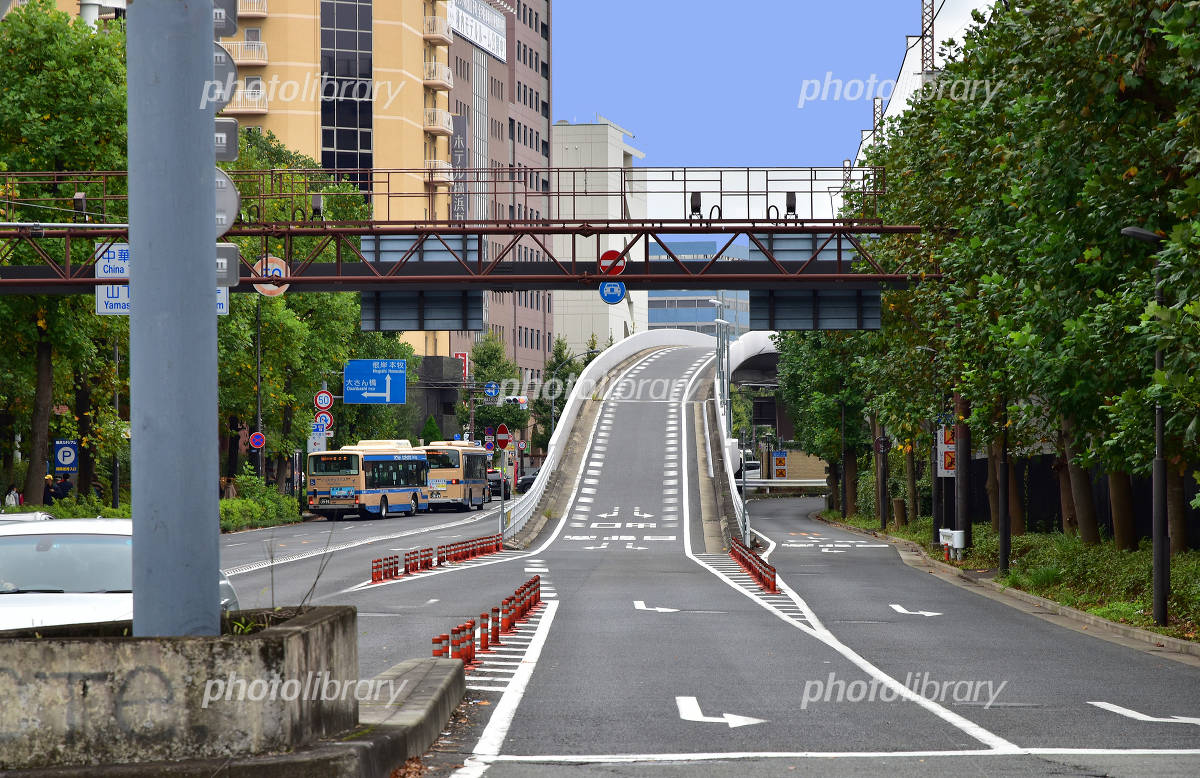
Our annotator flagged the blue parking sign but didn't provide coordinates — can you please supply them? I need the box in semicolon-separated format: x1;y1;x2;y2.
53;439;79;474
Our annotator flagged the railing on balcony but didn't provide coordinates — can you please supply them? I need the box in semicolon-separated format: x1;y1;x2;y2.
223;40;269;66
423;108;454;136
238;0;268;17
422;15;452;44
424;159;453;184
422;61;453;90
223;89;269;114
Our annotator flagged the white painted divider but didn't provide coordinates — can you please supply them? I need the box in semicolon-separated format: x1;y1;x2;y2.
501;329;715;540
716;331;779;541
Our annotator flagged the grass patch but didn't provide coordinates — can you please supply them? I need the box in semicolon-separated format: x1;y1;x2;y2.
815;510;1200;643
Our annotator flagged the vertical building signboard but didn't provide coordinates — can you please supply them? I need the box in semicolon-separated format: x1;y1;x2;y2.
451;115;469;221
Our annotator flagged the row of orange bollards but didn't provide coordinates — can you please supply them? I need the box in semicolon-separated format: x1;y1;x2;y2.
730;537;777;592
371;533;502;583
431;575;542;663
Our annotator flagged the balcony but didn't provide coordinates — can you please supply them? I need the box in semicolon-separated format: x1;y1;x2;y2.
423;108;454;136
424;159;453;185
224;40;268;67
223;89;269;114
422;61;453;91
422;16;453;45
237;0;268;18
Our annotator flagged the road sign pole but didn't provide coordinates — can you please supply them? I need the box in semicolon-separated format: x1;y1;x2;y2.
256;294;263;476
128;0;220;637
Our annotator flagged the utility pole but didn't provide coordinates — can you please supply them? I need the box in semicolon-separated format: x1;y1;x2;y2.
129;0;220;636
255;294;263;476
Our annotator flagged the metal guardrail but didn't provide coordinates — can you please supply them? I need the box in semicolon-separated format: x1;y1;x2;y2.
742;479;826;488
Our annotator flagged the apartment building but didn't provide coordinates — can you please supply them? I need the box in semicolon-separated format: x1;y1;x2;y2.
550;118;648;355
413;0;555;384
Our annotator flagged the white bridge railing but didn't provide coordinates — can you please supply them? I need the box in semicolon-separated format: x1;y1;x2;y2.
501;329;715;541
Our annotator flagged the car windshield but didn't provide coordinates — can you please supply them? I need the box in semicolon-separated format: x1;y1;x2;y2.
426;450;460;469
0;533;132;593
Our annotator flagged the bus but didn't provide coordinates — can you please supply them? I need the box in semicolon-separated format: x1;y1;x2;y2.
307;440;435;520
422;441;489;511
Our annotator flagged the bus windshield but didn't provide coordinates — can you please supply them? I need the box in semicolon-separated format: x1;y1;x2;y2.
365;459;427;488
425;450;460;469
309;453;359;475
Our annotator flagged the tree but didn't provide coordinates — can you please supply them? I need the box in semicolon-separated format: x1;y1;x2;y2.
530;336;579;449
456;334;529;435
0;1;126;503
420;414;443;444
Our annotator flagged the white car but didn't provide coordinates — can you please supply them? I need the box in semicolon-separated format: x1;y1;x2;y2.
0;519;239;631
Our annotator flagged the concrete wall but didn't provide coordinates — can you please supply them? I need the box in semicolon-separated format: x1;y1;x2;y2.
0;606;358;770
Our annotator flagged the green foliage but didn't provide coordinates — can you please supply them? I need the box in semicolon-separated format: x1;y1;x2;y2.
224;462;301;530
419;414;443;444
530;336;580;449
455;334;529;434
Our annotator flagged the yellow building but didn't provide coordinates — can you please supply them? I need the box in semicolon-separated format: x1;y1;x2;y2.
10;0;452;221
217;0;450;221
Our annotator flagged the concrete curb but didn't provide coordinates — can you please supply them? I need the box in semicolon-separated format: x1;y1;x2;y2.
811;512;1200;660
10;659;465;778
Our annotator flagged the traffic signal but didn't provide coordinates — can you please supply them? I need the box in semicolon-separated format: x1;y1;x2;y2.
503;395;528;409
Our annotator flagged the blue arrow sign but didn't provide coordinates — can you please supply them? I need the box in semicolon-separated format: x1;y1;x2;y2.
484;382;500;397
343;359;407;405
599;280;627;305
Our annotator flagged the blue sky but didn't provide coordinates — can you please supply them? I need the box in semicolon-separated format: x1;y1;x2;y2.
551;0;920;167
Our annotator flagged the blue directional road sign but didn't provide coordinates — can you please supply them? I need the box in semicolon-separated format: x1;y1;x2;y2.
484;382;500;397
343;359;407;405
599;280;627;305
53;439;79;474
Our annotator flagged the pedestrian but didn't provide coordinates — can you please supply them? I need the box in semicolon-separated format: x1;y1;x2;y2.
3;484;19;508
42;474;56;505
56;473;74;499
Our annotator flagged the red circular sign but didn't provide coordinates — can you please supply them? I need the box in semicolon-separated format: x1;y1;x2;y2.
599;249;626;276
249;431;266;449
314;390;334;410
496;423;511;450
314;410;334;428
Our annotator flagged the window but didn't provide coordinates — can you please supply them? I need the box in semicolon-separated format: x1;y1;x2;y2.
244;27;261;42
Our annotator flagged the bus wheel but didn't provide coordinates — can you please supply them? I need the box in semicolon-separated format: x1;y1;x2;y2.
409;495;419;516
378;498;388;518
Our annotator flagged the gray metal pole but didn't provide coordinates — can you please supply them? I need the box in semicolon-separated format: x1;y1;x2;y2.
112;339;120;510
998;409;1010;573
129;0;220;636
1153;263;1169;625
256;294;263;476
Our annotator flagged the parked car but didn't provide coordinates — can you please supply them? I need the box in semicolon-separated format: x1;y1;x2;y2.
0;510;54;526
516;467;540;493
486;468;511;499
0;518;240;631
735;457;762;480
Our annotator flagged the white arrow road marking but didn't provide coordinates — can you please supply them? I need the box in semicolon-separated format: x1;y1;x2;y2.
890;603;943;617
625;542;648;550
1089;701;1200;725
583;542;609;550
633;600;679;613
675;696;767;728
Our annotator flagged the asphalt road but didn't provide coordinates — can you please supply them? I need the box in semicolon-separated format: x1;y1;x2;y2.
220;345;1200;776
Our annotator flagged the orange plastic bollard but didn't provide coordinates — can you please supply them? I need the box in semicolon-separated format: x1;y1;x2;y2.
479;613;490;652
491;606;502;645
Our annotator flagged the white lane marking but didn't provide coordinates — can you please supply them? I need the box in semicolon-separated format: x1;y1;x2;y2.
458;599;559;773
466;685;510;692
678;357;1018;755
890;603;943;618
1088;701;1200;725
223;510;501;577
633;600;679;613
676;696;767;728
485;748;1200;764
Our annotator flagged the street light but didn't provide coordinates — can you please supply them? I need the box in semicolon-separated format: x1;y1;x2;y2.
715;318;733;435
1122;224;1169;626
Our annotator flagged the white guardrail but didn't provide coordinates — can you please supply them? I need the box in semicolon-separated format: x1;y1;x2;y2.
501;329;716;540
